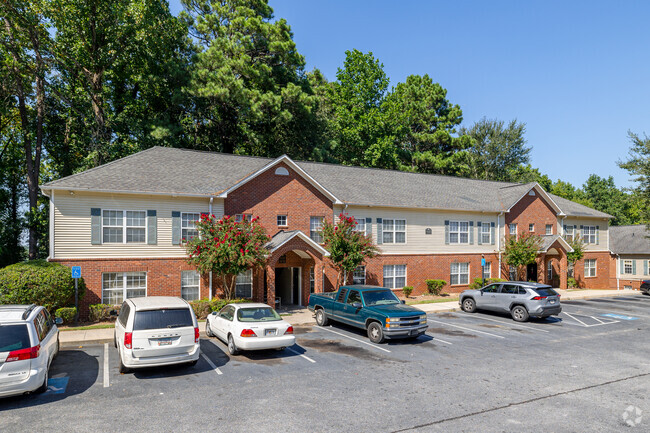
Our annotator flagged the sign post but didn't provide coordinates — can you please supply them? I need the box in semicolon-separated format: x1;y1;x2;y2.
481;255;486;287
71;266;81;326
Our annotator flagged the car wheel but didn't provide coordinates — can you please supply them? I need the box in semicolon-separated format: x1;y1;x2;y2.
35;368;48;394
315;309;329;326
511;305;529;322
113;332;117;348
367;322;385;344
118;353;130;374
54;335;60;358
461;298;477;313
227;334;239;356
205;320;213;337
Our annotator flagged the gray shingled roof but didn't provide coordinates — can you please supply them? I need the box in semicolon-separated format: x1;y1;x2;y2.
610;225;650;254
265;230;301;251
41;146;611;218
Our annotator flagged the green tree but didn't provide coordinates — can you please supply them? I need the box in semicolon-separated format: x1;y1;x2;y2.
186;214;269;299
618;131;650;226
181;0;319;159
322;213;378;289
550;179;593;208
328;49;398;168
503;232;543;280
385;74;470;176
508;164;553;191
460;118;531;181
582;174;628;225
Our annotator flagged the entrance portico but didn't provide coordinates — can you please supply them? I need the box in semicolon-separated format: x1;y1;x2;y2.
536;235;573;289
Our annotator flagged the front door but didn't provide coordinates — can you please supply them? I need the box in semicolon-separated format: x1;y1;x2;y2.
292;267;301;306
527;263;538;282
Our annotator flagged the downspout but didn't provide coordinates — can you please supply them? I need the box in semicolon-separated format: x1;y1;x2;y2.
616;254;620;290
209;197;214;300
497;212;503;278
49;189;55;260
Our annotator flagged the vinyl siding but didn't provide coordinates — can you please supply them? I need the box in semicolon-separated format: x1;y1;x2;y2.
53;191;223;259
617;255;650;279
562;217;610;251
337;206;499;254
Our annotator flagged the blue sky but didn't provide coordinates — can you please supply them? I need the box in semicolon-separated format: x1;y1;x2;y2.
169;0;650;189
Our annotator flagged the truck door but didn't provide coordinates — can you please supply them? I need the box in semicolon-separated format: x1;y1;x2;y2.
341;290;364;325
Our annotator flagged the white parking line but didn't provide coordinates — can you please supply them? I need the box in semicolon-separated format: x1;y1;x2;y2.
459;314;550;333
427;319;505;339
103;343;109;388
563;312;620;328
562;302;650;320
318;326;392;353
286;347;316;363
563;312;589;327
201;352;223;375
433;337;453;345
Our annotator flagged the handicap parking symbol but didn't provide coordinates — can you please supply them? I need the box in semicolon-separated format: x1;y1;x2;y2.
46;377;69;395
601;313;638;321
71;266;81;279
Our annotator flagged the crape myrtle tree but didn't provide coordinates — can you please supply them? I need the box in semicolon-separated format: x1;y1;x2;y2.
503;231;543;281
322;213;378;289
185;214;269;300
566;234;585;285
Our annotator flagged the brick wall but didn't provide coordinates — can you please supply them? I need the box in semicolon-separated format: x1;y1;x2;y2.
505;192;557;236
571;252;612;289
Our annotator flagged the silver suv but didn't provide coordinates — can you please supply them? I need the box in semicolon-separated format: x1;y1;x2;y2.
0;304;60;398
459;282;562;322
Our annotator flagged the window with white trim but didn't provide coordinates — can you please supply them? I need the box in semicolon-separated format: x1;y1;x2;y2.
529;223;535;232
564;225;574;242
383;219;406;244
277;215;287;226
102;210;146;244
310;216;324;243
354;218;366;234
480;223;491;244
309;268;315;293
182;213;200;241
546;224;552;235
235;214;251;222
451;262;469;285
181;270;200;301
102;272;146;304
585;259;597;277
583;225;596;244
450;221;469;244
353;266;366;285
509;223;517;236
383;265;406;289
624;260;633;274
482;262;491;280
235;269;253;298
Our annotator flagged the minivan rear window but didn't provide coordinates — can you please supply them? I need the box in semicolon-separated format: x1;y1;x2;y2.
0;324;31;352
133;309;194;331
534;287;558;297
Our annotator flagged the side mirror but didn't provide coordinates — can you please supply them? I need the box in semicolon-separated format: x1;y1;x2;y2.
352;302;362;309
211;311;217;316
401;300;406;304
55;317;63;325
109;310;118;316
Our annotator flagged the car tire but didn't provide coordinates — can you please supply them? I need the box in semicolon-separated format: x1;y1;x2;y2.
118;353;130;374
227;334;239;356
367;322;385;344
205;320;213;337
461;298;477;313
511;305;529;322
55;335;60;359
113;332;117;348
315;309;329;326
35;367;48;394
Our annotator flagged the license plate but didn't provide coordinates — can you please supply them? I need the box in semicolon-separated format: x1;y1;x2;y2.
158;339;172;346
265;329;276;336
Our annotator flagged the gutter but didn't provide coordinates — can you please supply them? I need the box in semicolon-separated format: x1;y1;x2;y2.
497;212;504;278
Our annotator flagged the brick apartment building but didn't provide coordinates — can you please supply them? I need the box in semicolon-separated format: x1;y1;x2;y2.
40;147;636;317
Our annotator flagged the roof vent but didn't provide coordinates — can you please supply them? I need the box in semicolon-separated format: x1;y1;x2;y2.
528;190;536;196
275;167;289;176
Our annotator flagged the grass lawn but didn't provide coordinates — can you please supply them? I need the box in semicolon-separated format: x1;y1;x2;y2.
405;296;459;305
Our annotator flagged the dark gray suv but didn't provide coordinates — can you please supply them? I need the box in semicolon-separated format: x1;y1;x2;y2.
459;282;562;322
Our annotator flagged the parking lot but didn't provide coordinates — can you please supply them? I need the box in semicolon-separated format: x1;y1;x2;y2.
1;294;649;432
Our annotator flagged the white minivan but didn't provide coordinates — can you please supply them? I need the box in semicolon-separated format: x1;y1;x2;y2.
114;297;200;373
0;304;60;398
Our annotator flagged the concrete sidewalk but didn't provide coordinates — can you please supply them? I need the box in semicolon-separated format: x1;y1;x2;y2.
59;288;641;346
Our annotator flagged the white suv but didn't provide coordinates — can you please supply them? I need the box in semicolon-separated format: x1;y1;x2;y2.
0;304;60;398
114;297;200;373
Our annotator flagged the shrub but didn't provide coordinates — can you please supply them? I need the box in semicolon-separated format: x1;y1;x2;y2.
425;279;447;296
189;298;252;319
0;260;86;313
468;277;506;290
55;307;77;324
568;277;578;288
402;286;413;298
89;304;121;322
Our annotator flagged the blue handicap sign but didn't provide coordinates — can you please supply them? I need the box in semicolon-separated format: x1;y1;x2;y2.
481;258;486;267
601;313;638;321
46;377;69;395
71;266;81;279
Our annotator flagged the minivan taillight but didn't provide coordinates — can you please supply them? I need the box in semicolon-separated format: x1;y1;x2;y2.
124;332;133;349
5;345;40;362
285;326;294;335
531;296;547;300
240;329;257;337
194;327;200;343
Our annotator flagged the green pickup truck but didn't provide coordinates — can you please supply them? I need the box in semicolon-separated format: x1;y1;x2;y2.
307;285;428;343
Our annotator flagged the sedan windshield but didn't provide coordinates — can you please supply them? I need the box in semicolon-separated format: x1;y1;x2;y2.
363;290;401;306
237;307;281;322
